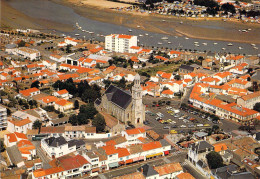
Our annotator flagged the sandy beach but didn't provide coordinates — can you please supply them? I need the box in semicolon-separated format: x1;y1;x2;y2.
0;0;74;32
1;0;260;44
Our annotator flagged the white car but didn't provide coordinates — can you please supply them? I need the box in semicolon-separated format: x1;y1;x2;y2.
171;121;177;124
197;124;203;127
180;125;187;128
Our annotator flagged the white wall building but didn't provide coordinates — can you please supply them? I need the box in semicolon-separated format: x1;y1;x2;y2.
105;34;138;53
14;47;41;60
41;136;85;159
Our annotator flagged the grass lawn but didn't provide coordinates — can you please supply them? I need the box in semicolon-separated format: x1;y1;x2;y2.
137;63;181;76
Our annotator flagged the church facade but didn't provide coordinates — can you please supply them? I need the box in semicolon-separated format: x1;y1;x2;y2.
95;74;145;126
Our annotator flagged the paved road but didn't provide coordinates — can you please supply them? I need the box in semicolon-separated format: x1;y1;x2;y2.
182;160;208;179
81;152;189;179
32;141;52;169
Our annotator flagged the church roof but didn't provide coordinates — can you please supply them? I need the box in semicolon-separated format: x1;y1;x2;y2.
104;85;132;109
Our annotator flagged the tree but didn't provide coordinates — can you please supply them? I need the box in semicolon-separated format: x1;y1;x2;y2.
92;113;106;132
66;44;72;53
31;80;40;88
33;120;42;129
74;100;79;109
174;75;181;81
118;77;126;89
0;140;5;152
206;151;224;169
18;40;26;47
43;106;55;112
79;104;97;119
69;114;78;126
253;102;260;112
77;113;89;125
58;113;65;118
253;81;258;92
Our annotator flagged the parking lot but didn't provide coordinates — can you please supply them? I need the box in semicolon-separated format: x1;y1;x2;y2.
145;105;213;135
144;102;240;136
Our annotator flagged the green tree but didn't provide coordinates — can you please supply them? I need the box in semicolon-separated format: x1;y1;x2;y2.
0;140;5;152
58;113;65;118
92;113;106;132
206;151;224;169
79;104;97;119
74;100;79;109
18;40;26;47
66;44;72;53
118;77;126;89
43;106;55;112
31;80;40;89
77;113;89;125
253;102;260;112
69;114;78;126
174;75;181;81
33;120;42;129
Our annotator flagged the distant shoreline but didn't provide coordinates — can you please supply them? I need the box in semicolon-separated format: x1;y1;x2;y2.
53;0;260;44
1;0;260;44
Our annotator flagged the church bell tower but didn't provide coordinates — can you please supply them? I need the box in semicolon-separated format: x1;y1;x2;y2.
132;74;145;125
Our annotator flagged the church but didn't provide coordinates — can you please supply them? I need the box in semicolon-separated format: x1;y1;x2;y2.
95;74;145;126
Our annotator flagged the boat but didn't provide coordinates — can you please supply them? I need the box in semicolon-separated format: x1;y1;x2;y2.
195;44;200;47
137;25;140;28
180;21;183;24
254;46;258;50
61;34;66;37
251;43;256;46
185;37;189;40
168;42;172;44
158;42;162;45
202;43;207;46
222;48;226;50
75;34;80;36
97;34;100;36
145;33;149;36
161;37;168;40
175;36;178;38
128;29;132;32
227;43;233;46
194;42;199;44
248;28;251;31
238;47;243;50
89;32;94;34
162;20;166;22
139;34;143;37
242;30;247;32
213;42;218;45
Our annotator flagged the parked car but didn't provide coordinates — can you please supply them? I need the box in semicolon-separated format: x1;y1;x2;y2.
171;125;178;128
197;124;203;127
204;124;210;127
170;130;178;134
188;124;195;128
163;126;170;129
180;125;187;128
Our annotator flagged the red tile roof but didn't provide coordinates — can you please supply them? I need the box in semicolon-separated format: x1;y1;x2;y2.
125;128;145;135
142;141;162;151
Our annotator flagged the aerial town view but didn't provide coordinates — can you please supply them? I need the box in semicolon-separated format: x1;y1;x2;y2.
0;0;260;178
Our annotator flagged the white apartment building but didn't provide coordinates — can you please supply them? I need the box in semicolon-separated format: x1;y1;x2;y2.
14;47;41;60
105;34;138;53
0;105;7;130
